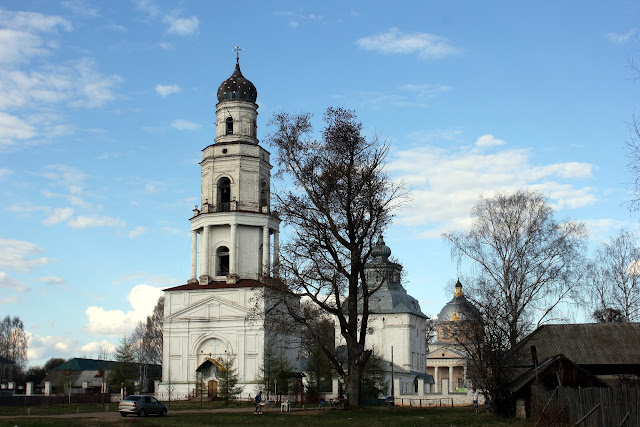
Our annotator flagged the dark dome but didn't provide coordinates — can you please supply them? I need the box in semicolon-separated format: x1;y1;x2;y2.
371;235;392;259
216;60;257;103
437;280;480;322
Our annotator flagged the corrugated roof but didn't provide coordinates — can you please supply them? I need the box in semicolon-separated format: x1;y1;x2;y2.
512;323;640;366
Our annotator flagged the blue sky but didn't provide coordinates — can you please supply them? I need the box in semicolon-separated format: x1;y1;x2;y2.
1;0;639;367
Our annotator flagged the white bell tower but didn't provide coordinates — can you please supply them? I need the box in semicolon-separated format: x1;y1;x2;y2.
188;55;280;285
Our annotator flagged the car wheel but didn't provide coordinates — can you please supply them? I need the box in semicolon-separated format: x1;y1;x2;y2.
120;412;127;417
138;408;146;417
161;408;167;416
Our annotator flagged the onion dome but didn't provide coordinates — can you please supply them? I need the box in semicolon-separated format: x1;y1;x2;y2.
437;280;480;322
371;235;392;260
216;59;257;103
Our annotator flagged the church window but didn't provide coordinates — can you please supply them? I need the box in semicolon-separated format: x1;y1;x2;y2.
260;181;268;210
217;177;231;212
225;117;233;135
217;246;230;276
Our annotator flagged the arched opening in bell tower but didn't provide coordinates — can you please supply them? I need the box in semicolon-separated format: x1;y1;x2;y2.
216;246;230;276
217;177;231;212
225;117;233;135
260;180;269;211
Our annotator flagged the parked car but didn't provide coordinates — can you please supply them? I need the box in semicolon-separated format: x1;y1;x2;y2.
118;395;167;417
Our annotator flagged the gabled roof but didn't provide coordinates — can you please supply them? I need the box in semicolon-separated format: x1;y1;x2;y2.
164;279;263;292
511;323;640;367
508;354;609;393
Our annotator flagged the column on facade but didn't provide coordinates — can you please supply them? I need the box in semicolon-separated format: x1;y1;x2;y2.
463;363;468;388
448;365;454;393
190;230;198;280
434;366;439;393
230;223;237;277
262;226;270;275
417;377;425;398
273;230;279;268
200;225;210;279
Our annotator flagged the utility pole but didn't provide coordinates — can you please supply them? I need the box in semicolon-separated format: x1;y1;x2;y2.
390;346;394;399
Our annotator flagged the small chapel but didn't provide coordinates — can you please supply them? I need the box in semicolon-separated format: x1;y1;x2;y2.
157;55;290;399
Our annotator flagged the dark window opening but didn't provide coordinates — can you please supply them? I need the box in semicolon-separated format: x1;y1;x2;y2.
217;246;229;276
217;177;231;212
225;117;233;135
260;181;268;210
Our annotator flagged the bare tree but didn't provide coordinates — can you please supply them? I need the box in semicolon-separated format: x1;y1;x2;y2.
588;229;640;322
442;190;587;416
266;107;405;406
443;190;587;347
0;315;28;382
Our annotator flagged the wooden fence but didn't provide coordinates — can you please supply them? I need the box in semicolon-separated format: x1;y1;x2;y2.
530;385;639;427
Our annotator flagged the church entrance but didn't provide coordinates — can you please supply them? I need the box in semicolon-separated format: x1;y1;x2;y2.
208;380;218;398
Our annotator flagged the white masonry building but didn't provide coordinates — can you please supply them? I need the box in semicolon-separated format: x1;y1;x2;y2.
157;57;284;399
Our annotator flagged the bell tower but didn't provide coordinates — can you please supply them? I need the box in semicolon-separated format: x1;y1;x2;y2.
188;55;280;285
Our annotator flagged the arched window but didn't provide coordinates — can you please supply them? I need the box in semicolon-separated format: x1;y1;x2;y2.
217;177;231;212
225;117;233;135
260;180;268;210
217;246;229;276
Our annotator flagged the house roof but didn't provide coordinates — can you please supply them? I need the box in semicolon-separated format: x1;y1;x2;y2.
511;323;640;367
508;354;609;393
164;279;263;292
53;358;111;371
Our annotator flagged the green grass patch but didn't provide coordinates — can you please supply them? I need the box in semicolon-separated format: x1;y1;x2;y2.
0;406;532;427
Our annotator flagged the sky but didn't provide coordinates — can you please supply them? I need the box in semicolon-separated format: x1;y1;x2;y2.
1;0;639;367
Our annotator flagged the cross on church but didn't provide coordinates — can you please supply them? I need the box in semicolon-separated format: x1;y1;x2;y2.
233;46;243;62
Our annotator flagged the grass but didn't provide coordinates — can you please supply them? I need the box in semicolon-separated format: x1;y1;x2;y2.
0;405;532;427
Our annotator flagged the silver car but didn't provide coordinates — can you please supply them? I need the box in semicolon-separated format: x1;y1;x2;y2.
118;395;167;417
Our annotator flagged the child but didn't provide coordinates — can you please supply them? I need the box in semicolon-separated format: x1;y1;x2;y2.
473;389;479;413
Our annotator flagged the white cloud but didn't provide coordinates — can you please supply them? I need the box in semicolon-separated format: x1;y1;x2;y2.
0;296;18;304
0;238;52;273
0;9;72;33
42;207;74;225
134;0;161;18
0;272;29;292
400;83;453;98
475;134;505;147
155;83;181;97
84;284;164;336
356;28;460;59
171;119;201;131
80;339;115;356
163;15;199;36
67;215;126;229
27;333;77;362
389;139;596;238
37;164;87;192
36;276;65;285
273;10;323;28
61;0;100;17
0;167;11;178
606;29;637;44
0;112;37;149
128;226;147;238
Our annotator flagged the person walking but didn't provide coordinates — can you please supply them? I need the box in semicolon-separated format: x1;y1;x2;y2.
472;389;479;413
254;391;263;414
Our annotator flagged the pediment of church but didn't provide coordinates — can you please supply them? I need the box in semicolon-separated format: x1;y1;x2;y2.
166;293;253;320
428;344;467;360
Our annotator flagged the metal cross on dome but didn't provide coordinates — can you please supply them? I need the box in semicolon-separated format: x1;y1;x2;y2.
233;46;243;62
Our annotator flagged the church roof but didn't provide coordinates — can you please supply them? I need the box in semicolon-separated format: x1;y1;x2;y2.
164;279;264;292
437;280;480;322
216;60;257;103
361;236;427;318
